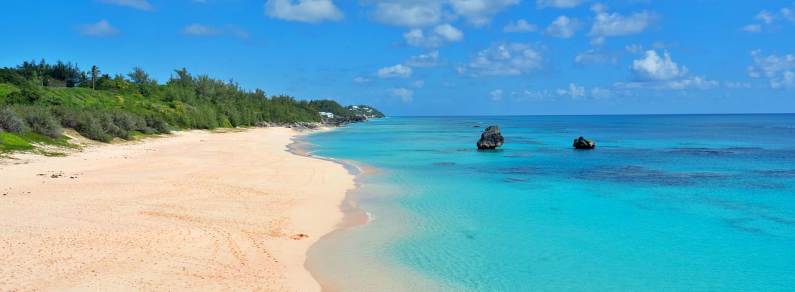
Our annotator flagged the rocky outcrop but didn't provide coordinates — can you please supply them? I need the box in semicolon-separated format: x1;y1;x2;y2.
322;115;368;127
254;121;322;129
573;136;596;150
477;125;504;150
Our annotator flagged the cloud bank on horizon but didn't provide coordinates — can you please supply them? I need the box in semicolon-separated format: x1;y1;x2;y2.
1;0;794;115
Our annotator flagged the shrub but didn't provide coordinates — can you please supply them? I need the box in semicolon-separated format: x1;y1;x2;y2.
145;115;170;134
51;106;81;129
0;108;26;133
15;106;62;138
0;68;29;86
109;110;145;132
50;107;113;142
5;87;42;104
97;112;128;139
140;127;156;135
75;113;112;142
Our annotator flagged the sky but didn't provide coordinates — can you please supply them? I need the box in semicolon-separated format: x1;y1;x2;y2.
1;0;794;116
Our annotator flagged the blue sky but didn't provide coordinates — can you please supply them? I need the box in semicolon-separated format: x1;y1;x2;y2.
1;0;794;115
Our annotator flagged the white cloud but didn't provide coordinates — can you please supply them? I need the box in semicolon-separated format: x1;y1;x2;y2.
632;50;688;81
621;50;720;90
404;24;463;47
413;80;426;88
536;0;584;9
183;24;249;38
389;87;414;102
615;76;718;91
183;24;221;36
545;15;579;38
370;2;442;27
97;0;152;11
724;81;752;89
377;64;413;78
590;87;612;99
490;89;504;101
504;19;538;33
742;24;762;33
264;0;343;23
589;4;656;45
666;76;719;90
406;51;440;67
756;10;776;24
782;8;795;22
353;76;371;84
742;6;795;33
625;44;644;54
434;24;463;41
79;20;119;37
449;0;520;26
748;50;795;89
575;49;618;65
511;89;555;101
556;83;585;98
459;43;543;76
366;0;517;28
403;29;426;46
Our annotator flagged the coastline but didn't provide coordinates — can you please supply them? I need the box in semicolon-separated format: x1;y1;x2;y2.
293;127;455;292
287;130;375;289
287;129;377;226
0;127;355;291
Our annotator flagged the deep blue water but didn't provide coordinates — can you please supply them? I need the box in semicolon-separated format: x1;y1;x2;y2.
305;115;795;291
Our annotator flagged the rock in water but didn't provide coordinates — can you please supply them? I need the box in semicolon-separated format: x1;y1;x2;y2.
477;125;505;150
573;136;596;150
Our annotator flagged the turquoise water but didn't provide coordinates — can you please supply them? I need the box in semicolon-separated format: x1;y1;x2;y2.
304;115;795;291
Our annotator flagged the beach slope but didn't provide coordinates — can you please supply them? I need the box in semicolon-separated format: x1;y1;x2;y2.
0;127;353;291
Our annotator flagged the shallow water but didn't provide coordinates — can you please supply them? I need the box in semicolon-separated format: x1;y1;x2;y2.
305;115;795;291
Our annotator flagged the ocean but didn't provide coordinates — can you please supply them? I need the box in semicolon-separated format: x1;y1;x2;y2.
302;115;795;291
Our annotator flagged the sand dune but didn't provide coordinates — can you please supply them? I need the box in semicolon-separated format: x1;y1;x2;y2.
0;127;354;291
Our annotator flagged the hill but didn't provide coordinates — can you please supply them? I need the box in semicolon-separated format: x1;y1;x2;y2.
0;60;382;154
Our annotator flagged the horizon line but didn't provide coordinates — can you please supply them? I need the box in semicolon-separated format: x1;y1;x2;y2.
386;112;795;118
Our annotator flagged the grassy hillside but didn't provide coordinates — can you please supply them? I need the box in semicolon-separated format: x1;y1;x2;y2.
0;61;382;154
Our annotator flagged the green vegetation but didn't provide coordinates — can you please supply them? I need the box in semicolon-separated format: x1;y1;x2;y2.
0;132;34;151
308;100;386;119
347;105;385;118
309;99;354;117
0;59;383;154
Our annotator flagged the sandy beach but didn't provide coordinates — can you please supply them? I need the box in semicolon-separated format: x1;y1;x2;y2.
0;127;355;291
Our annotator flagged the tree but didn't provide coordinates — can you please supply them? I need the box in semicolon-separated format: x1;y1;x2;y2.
128;67;156;96
128;66;150;85
91;65;100;90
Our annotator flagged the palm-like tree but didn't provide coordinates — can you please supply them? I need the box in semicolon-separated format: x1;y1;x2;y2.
91;65;100;90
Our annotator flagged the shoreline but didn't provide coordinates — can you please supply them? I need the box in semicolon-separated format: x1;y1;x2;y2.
287;130;378;229
286;131;376;289
0;127;355;291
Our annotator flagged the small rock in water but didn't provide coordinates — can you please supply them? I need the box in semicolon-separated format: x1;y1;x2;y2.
573;136;596;150
477;125;505;150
